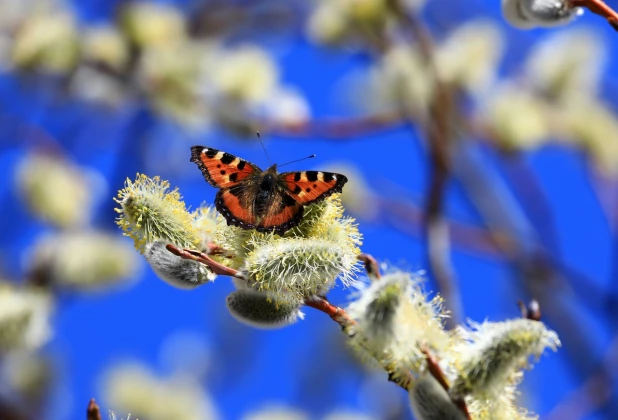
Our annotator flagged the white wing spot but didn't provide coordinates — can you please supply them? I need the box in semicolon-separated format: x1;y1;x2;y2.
332;175;337;180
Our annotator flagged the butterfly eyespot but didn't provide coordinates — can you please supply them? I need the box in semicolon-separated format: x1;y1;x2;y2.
313;184;317;188
220;170;226;175
306;188;311;192
217;164;221;168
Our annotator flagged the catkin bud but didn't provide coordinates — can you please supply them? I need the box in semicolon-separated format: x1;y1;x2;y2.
502;0;582;29
29;231;140;290
244;237;358;302
218;196;361;303
347;271;451;372
450;318;560;401
0;283;52;352
12;12;79;73
409;374;468;420
16;153;95;228
115;174;200;253
226;290;304;329
121;2;186;48
347;273;408;350
144;241;214;289
103;362;219;420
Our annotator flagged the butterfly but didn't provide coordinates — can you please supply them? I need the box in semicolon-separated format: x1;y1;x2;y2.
190;146;348;235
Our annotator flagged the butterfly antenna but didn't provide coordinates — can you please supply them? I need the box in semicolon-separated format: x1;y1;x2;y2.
278;154;317;168
256;132;273;165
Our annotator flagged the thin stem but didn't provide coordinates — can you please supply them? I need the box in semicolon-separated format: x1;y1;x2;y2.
260;113;406;139
87;399;102;420
421;345;471;420
388;0;462;328
167;246;419;391
357;254;382;280
166;244;247;279
570;0;618;30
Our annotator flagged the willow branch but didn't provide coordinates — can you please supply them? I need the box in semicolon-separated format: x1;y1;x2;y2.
259;113;406;139
166;244;247;279
357;254;382;280
388;0;462;328
87;399;102;420
570;0;618;30
421;345;471;420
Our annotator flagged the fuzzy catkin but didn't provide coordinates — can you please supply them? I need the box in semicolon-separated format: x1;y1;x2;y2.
144;241;214;289
219;195;361;303
450;319;560;401
115;174;199;253
226;290;303;328
409;374;468;420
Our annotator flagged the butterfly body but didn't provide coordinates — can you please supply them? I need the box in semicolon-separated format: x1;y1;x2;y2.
190;146;347;235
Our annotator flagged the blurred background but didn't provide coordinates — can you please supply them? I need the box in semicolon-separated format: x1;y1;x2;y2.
1;0;617;419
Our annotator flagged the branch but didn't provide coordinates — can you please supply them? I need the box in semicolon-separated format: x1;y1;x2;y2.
388;0;463;328
357;254;382;280
517;299;542;321
166;244;247;279
570;0;618;30
303;295;356;326
87;399;102;420
259;113;407;139
380;197;510;260
421;345;471;420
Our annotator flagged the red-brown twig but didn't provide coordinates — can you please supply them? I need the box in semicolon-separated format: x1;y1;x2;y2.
260;113;406;139
166;244;246;279
357;254;382;280
87;399;102;420
303;296;357;327
517;299;542;321
420;345;471;419
379;197;511;260
206;242;234;257
570;0;618;30
167;246;417;391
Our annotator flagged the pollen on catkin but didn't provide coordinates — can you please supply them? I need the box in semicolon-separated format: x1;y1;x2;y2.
449;318;560;402
115;174;200;253
347;271;453;373
228;195;361;302
191;204;223;251
347;272;408;350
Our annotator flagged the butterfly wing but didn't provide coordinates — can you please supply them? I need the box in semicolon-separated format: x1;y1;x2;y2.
280;170;348;205
215;184;259;229
215;182;303;234
255;189;304;235
190;146;261;188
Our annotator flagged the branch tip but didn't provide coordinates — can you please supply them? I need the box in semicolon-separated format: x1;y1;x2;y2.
87;399;102;420
358;254;381;279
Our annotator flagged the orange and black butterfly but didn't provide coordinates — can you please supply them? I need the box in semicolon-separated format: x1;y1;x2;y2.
190;146;348;235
